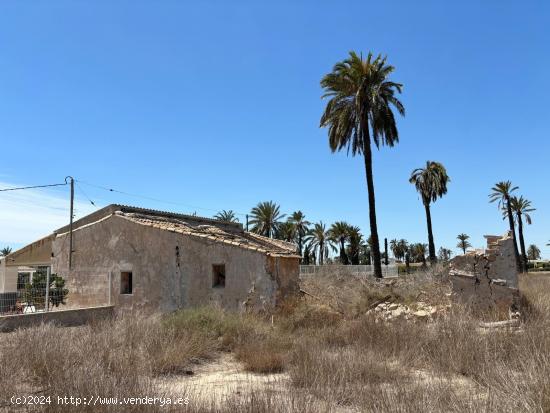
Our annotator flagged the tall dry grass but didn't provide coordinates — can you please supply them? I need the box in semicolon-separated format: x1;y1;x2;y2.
1;271;550;412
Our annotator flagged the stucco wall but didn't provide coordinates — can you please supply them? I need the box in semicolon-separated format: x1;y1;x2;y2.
0;259;5;292
52;215;298;313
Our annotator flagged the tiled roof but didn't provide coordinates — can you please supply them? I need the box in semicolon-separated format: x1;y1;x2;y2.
117;211;299;258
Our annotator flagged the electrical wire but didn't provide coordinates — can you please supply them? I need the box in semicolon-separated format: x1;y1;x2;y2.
0;182;68;192
76;179;248;216
75;181;97;207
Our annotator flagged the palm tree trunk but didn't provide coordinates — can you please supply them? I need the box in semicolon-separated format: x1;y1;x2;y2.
319;241;324;265
505;198;521;272
340;239;348;265
517;215;527;273
361;121;382;278
424;202;437;263
298;233;303;262
462;244;466;255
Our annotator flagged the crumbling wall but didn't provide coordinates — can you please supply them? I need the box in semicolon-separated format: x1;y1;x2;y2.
449;232;519;318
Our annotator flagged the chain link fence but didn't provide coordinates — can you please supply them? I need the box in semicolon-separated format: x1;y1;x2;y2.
300;264;399;278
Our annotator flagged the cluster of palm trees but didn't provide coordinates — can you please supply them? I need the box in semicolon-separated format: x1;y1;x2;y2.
489;181;535;273
216;200;458;267
216;203;375;266
214;52;542;274
389;239;452;267
318;50;460;276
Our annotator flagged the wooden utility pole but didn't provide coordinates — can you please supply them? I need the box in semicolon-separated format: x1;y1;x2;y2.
67;176;74;269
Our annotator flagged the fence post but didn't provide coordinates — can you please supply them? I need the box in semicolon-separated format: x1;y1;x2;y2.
108;271;112;306
45;267;51;312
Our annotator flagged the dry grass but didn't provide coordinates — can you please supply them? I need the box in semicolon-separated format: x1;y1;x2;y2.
2;271;550;412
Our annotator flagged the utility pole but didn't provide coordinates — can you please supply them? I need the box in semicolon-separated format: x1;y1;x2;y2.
45;266;51;312
384;238;389;266
66;176;74;270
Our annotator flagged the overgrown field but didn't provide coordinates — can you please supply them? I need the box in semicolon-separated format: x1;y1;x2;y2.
1;271;550;412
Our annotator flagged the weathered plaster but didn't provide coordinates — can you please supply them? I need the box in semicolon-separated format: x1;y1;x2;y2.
449;232;519;317
52;213;299;314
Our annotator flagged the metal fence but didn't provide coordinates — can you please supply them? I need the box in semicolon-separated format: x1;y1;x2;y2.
300;264;399;278
0;267;69;315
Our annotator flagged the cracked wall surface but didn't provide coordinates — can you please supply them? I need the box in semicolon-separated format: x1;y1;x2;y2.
449;232;519;317
52;214;300;314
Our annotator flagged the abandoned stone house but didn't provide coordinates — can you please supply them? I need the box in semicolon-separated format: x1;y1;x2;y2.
0;205;300;313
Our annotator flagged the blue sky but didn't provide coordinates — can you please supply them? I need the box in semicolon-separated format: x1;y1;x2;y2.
1;1;549;257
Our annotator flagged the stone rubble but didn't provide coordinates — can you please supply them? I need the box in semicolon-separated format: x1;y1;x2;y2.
367;301;450;322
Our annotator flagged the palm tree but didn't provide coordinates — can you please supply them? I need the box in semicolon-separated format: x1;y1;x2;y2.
390;239;408;261
505;196;535;273
214;210;239;223
527;244;541;261
276;222;296;242
320;52;405;278
302;242;313;265
389;239;398;259
0;247;12;256
438;247;453;262
489;181;521;271
397;239;408;261
329;221;351;265
347;226;363;265
409;161;450;264
288;211;310;259
410;243;428;266
305;222;334;265
249;201;285;238
456;233;472;254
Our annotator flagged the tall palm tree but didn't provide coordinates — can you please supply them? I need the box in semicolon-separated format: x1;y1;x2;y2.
249;201;285;238
305;222;334;265
329;221;351;265
409;161;450;263
527;244;541;261
320;52;405;278
288;211;310;259
347;226;363;265
456;233;472;254
0;247;12;256
214;210;239;223
489;181;521;271
505;196;535;273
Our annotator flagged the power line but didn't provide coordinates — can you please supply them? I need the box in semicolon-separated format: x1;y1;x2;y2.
0;182;68;192
76;179;248;216
75;181;97;207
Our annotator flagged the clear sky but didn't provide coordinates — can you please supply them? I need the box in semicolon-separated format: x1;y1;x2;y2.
1;1;549;257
